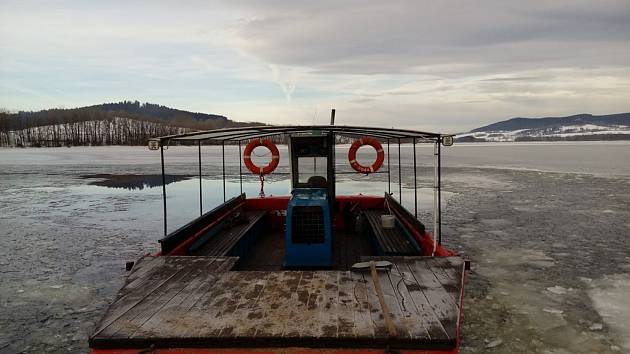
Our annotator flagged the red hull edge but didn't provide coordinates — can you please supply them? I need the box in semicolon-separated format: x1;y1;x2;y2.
91;348;459;354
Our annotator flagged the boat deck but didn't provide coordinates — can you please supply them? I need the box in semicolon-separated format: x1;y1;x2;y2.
90;255;465;350
236;228;373;271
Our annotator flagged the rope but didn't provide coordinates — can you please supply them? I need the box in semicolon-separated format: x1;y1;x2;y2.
259;173;266;198
384;197;393;215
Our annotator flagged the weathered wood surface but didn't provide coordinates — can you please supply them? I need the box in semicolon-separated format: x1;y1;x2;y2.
90;256;464;350
192;210;266;256
364;210;420;255
90;256;238;341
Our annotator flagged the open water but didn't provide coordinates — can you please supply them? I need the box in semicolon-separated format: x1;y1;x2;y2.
0;141;629;353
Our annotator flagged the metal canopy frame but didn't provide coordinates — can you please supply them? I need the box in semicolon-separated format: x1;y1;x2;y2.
152;125;440;143
154;125;449;250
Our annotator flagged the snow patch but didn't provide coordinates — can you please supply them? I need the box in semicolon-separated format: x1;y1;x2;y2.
546;285;569;295
459;123;630;142
543;308;565;315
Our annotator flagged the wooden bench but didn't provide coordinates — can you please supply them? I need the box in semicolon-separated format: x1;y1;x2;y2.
363;210;420;255
190;210;266;257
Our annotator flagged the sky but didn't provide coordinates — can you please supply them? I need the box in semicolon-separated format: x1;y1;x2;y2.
1;0;630;132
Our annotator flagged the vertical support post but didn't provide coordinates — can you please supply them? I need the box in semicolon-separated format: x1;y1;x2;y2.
387;138;391;195
397;138;402;202
160;143;167;237
438;138;442;245
329;131;336;213
198;140;202;216
433;139;439;252
222;140;226;202
238;140;243;195
413;138;417;218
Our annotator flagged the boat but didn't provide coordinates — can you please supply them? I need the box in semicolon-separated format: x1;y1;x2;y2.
89;123;468;353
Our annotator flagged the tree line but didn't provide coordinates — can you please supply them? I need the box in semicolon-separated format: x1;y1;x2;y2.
0;101;251;147
0;116;192;147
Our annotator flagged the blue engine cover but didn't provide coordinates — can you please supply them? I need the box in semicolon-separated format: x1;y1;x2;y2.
285;188;332;267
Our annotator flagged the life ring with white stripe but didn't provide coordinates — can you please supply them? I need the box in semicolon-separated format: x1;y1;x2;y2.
243;138;280;175
348;137;384;174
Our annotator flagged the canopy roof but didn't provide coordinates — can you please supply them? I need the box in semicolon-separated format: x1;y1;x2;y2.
153;125;445;143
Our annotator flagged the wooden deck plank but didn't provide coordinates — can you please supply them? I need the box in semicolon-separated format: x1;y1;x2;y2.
91;256;464;350
125;255;159;283
425;257;463;303
283;271;313;338
317;271;341;339
360;270;388;338
91;257;190;337
191;271;268;338
386;264;431;340
392;261;449;340
223;272;269;338
104;257;217;338
130;257;237;338
374;265;410;338
221;271;276;338
407;259;460;339
295;271;329;338
121;256;168;293
346;269;375;339
249;271;294;338
276;271;305;338
336;271;356;338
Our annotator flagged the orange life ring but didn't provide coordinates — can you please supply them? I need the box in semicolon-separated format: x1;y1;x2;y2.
348;137;384;174
243;138;280;175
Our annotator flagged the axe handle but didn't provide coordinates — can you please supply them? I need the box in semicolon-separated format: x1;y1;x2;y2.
369;261;397;337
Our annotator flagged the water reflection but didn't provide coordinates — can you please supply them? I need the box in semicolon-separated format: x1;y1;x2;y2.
76;174;451;234
81;174;192;190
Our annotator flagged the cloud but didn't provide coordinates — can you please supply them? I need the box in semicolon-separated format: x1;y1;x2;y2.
1;0;629;130
227;0;630;74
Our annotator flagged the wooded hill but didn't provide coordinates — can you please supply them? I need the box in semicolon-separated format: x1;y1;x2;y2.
470;112;630;132
0;101;260;147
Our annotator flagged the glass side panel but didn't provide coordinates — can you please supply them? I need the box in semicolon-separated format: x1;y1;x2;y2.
298;156;328;184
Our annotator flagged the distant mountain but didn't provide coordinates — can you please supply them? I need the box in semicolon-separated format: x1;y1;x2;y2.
0;101;262;147
458;113;630;142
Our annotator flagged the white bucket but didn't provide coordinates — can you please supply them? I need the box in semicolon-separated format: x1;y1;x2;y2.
381;214;395;229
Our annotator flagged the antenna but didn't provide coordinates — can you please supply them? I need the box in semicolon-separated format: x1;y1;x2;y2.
330;109;336;125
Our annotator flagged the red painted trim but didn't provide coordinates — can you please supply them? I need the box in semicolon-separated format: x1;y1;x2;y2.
244;195;384;211
245;196;290;210
454;263;468;350
386;205;451;257
91;348;459;354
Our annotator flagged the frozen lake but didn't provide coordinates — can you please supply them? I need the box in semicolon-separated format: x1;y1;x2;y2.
2;141;630;176
1;141;629;353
